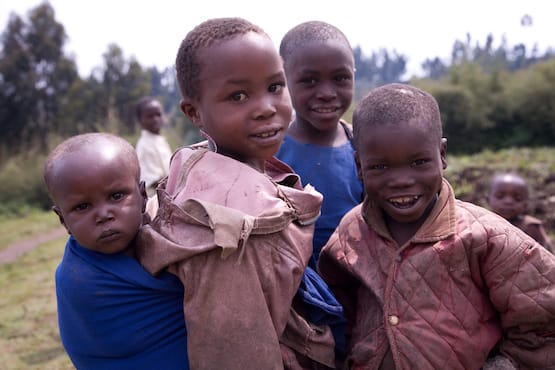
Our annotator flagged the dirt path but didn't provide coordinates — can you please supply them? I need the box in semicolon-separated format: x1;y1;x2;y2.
0;226;67;265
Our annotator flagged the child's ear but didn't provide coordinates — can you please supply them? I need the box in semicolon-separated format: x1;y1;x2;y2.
52;206;71;235
180;98;202;129
139;181;147;213
440;138;448;170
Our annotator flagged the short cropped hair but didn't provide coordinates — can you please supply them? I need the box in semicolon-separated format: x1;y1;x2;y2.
279;20;352;68
135;96;156;120
43;133;139;198
489;172;529;196
352;83;443;149
175;17;266;101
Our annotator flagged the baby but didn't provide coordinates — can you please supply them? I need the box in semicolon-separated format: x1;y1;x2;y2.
44;132;188;369
487;171;553;252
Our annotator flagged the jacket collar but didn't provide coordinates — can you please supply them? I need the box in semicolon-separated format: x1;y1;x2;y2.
362;178;456;244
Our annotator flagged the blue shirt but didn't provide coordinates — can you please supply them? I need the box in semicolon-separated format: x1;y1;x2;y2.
276;134;363;267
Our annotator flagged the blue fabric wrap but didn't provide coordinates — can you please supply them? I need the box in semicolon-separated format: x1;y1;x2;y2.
298;267;346;355
56;236;189;370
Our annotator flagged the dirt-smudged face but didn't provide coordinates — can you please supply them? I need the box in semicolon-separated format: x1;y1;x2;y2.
355;121;446;237
285;39;354;133
51;145;146;254
180;31;292;172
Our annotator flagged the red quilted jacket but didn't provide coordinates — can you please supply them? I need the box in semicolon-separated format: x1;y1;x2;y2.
319;179;555;370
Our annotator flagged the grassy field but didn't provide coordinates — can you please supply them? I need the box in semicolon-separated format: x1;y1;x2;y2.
0;210;61;253
0;214;74;369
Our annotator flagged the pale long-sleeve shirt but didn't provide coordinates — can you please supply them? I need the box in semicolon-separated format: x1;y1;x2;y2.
136;130;172;196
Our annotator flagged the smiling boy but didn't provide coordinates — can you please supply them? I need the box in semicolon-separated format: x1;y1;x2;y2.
318;83;555;369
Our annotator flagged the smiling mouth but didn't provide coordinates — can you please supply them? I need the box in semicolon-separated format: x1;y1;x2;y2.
254;130;280;138
388;195;419;209
313;107;339;114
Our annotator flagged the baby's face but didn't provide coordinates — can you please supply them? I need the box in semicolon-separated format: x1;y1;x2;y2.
355;122;445;226
52;148;145;254
487;180;528;222
188;31;292;172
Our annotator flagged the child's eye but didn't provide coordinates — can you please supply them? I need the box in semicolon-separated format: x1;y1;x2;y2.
299;77;317;85
73;203;90;212
334;75;352;83
269;83;285;94
230;92;248;102
111;192;124;201
412;158;429;167
369;164;387;171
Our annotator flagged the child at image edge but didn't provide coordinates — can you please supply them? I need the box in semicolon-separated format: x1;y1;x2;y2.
487;171;553;253
318;83;555;369
136;17;343;370
135;96;173;197
44;133;188;369
276;20;363;269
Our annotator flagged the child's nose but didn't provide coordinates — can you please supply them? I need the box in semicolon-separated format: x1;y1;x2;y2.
95;207;115;224
502;196;515;204
254;97;277;120
387;169;415;188
316;83;337;100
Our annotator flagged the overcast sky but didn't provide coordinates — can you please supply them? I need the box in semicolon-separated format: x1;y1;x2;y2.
1;0;553;77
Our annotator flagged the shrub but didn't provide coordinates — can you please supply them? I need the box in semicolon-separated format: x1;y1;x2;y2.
0;154;51;216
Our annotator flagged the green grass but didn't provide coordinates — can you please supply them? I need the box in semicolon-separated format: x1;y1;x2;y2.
0;234;74;369
446;147;555;174
0;210;60;252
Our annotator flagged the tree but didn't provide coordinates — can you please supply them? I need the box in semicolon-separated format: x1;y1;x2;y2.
95;44;150;134
0;3;78;155
504;59;555;146
421;57;448;80
353;45;407;99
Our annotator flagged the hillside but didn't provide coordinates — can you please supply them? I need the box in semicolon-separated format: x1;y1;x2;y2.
445;147;555;234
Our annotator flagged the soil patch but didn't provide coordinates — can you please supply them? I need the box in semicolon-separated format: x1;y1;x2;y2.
0;227;66;265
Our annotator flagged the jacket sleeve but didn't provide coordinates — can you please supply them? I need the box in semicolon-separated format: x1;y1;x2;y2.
318;230;360;334
481;226;555;368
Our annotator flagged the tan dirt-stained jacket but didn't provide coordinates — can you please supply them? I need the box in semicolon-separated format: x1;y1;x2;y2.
137;144;338;369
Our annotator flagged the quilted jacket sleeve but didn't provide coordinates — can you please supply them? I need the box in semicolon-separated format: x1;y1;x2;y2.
317;230;359;326
478;218;555;368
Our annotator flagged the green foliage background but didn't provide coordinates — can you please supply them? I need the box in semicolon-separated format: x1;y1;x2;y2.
0;223;73;369
1;3;555;216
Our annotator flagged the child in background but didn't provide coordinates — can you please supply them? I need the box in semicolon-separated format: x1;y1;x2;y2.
487;172;553;253
318;83;555;369
136;17;342;369
135;96;173;197
44;133;188;369
277;21;363;269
